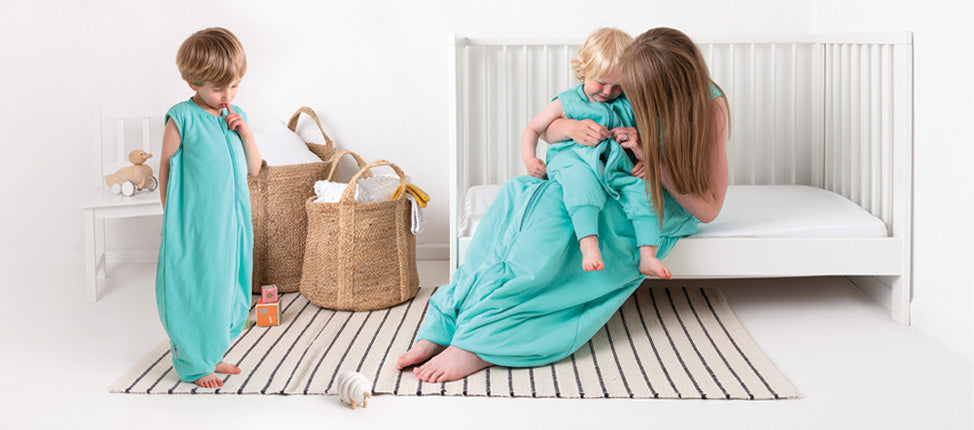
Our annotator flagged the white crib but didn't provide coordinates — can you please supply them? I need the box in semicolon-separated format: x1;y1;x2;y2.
447;33;914;324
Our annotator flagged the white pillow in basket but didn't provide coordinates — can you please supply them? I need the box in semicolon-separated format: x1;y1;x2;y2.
254;121;323;166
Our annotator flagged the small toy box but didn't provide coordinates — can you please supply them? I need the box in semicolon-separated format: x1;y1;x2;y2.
256;298;280;327
261;284;279;303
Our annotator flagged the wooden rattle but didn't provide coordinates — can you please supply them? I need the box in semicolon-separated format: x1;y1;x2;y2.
337;371;372;409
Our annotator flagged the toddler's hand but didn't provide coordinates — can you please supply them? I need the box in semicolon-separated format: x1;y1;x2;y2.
525;157;547;178
568;119;610;146
224;104;252;138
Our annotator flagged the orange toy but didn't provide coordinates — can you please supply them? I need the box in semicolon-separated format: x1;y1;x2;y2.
256;299;280;327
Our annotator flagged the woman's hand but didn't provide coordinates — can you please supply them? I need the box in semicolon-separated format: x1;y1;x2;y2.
612;126;642;162
543;118;610;146
525;157;547;178
569;119;610;146
631;161;646;179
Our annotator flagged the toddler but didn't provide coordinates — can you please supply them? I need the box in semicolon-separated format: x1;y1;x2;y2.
521;27;671;278
156;27;263;388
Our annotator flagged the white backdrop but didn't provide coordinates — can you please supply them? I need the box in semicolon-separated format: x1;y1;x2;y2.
0;0;969;357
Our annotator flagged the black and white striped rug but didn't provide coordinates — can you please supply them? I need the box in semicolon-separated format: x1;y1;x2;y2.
112;286;799;399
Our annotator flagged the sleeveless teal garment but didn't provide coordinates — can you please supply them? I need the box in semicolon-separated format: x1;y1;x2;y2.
545;84;667;250
414;84;724;368
155;99;253;382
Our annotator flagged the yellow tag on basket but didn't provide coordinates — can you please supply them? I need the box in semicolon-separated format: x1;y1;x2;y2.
393;183;430;208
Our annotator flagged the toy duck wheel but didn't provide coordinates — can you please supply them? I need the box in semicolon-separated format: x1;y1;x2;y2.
121;181;136;197
148;176;158;191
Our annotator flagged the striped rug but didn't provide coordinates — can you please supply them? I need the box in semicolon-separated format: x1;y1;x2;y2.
111;286;799;399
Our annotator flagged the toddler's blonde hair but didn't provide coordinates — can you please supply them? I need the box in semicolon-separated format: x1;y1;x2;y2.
176;27;247;87
571;28;634;81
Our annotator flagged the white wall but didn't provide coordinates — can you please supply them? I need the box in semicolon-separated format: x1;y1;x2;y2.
1;1;968;354
810;0;974;359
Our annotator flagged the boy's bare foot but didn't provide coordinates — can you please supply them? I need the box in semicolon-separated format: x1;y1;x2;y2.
413;346;491;383
215;361;241;374
638;246;672;279
639;256;672;279
397;340;446;369
580;236;604;271
194;374;224;388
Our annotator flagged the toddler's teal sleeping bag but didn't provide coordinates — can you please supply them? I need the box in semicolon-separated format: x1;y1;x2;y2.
155;100;253;382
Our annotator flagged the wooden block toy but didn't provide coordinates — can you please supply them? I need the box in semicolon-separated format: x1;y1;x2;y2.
261;284;279;303
256;298;280;327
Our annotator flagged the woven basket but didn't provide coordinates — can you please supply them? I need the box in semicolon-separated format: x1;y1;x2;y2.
299;158;419;311
249;107;337;293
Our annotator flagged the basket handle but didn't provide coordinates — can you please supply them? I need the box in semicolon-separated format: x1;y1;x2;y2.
340;160;409;204
326;149;372;181
286;106;335;149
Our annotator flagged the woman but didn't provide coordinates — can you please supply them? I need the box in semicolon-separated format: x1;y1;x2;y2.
398;27;730;383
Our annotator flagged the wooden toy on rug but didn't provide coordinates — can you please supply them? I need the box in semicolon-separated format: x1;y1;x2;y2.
256;284;280;326
337;371;372;409
261;284;279;302
104;149;158;197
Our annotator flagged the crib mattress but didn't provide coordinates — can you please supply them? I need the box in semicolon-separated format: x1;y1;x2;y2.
459;184;888;239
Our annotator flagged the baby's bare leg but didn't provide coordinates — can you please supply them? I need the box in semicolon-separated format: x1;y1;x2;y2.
638;246;672;279
579;235;604;271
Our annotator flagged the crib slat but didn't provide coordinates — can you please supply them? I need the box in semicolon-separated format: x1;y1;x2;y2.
115;118;125;165
770;43;777;185
483;45;490;184
728;43;737;185
850;44;861;205
503;44;510;180
858;44;870;211
870;44;882;217
790;43;798;184
881;44;893;227
749;43;757;185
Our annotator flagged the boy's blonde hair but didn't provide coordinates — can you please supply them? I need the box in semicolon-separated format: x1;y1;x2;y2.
571;28;634;81
176;27;247;87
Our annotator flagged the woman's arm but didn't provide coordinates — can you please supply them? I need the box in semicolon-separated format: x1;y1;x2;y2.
158;119;181;209
661;97;729;223
540;117;611;146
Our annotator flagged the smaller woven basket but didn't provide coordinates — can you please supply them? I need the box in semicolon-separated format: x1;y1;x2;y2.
299;156;419;311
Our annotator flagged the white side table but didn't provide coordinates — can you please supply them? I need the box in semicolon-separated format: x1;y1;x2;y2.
80;188;162;301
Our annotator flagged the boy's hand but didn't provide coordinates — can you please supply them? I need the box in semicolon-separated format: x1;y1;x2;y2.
224;104;252;139
525;157;547;178
568;119;610;146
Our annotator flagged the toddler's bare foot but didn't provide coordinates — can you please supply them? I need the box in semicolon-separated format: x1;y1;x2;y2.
397;340;446;369
215;361;241;374
194;374;224;388
579;236;604;271
639;256;672;279
413;346;491;383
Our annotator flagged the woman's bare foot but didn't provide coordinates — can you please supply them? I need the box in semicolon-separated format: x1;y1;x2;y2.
639;246;672;279
215;361;241;374
194;374;224;388
413;346;491;383
580;236;604;271
397;340;446;369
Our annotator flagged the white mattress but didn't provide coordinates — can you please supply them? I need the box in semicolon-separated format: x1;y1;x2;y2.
459;184;888;239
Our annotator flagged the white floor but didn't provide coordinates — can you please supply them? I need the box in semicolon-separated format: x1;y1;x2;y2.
2;260;971;430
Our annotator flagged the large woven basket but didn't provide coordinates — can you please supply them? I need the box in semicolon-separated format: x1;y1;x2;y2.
249;107;336;293
299;158;419;311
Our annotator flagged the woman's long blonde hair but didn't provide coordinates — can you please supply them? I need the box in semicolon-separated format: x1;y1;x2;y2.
619;27;728;225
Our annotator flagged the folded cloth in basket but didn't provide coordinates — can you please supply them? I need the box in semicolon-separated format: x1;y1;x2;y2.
313;174;409;203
